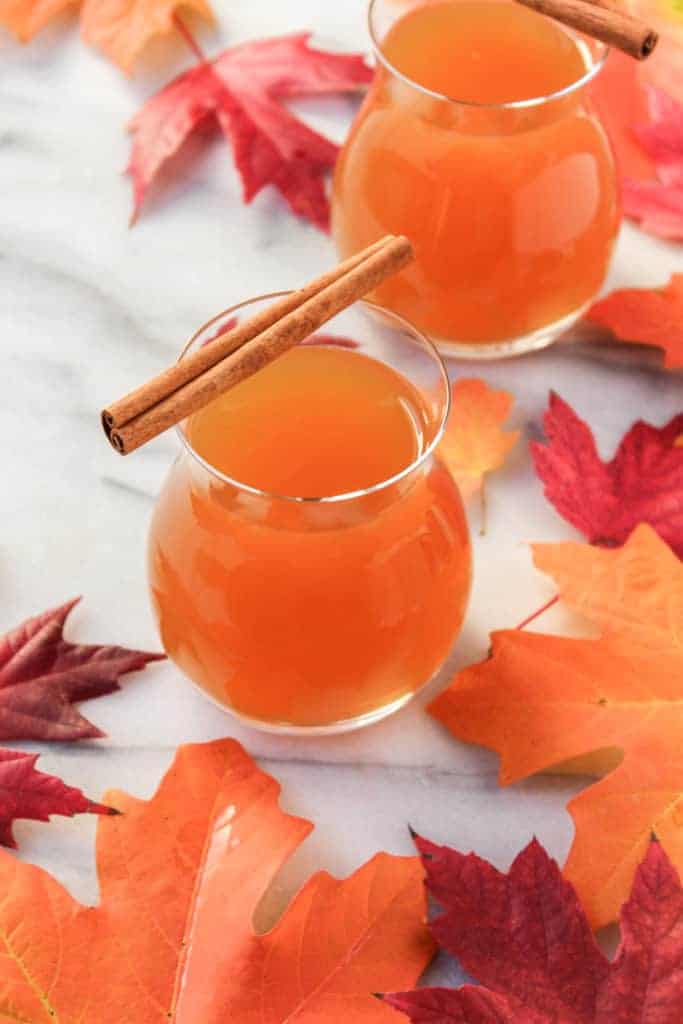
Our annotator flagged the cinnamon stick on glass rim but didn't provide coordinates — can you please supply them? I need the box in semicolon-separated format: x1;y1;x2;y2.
102;235;414;456
515;0;658;60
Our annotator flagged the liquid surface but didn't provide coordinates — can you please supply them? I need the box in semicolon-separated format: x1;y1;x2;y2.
381;0;588;104
187;345;429;497
332;0;620;345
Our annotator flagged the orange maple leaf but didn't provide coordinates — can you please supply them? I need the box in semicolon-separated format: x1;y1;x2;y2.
430;524;683;929
440;379;519;498
0;739;433;1021
587;274;683;368
0;0;213;72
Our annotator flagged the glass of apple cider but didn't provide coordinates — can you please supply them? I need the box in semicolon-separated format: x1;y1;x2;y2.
148;295;471;733
332;0;621;358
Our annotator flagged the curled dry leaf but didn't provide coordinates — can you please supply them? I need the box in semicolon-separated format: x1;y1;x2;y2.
440;379;519;499
385;836;683;1023
430;525;683;927
0;748;114;848
0;0;213;72
0;598;164;742
0;738;433;1021
128;34;372;230
531;392;683;555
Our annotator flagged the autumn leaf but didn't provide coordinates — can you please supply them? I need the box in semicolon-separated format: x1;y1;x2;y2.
622;176;683;238
128;33;372;230
0;0;213;72
531;392;683;555
0;738;433;1021
384;836;683;1022
591;50;658;182
0;748;114;848
587;273;683;367
0;597;164;741
590;50;683;239
440;379;519;499
429;525;683;927
628;0;683;103
634;86;683;184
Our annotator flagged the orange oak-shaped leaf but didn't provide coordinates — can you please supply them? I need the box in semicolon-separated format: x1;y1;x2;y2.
0;0;213;72
0;738;433;1021
587;273;683;368
440;379;519;498
430;525;683;928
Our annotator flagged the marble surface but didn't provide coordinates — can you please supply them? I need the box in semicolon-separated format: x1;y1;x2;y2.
2;0;682;980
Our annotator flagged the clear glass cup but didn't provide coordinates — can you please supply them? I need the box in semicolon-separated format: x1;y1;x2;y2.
332;0;621;359
147;296;472;734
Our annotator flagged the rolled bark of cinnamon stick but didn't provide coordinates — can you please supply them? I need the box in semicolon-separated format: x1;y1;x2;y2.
104;235;414;456
102;235;392;435
515;0;658;60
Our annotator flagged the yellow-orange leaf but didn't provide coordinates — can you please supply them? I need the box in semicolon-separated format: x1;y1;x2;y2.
0;739;433;1021
0;0;213;72
430;525;683;929
440;379;519;498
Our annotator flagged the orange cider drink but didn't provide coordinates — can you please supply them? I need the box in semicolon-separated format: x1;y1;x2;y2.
148;297;471;732
332;0;621;357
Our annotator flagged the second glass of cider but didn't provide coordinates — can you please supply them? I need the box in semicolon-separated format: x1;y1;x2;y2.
332;0;621;357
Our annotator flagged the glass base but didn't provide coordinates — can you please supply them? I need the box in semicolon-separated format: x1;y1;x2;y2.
224;691;417;736
185;675;419;736
431;304;589;360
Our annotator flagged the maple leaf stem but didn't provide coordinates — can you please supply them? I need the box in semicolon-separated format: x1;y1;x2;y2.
479;482;488;537
515;594;559;631
172;13;207;64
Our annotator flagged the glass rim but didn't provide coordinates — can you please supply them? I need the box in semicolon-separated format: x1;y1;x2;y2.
175;292;452;505
368;0;610;111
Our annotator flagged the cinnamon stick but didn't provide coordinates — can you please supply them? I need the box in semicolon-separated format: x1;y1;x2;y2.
515;0;658;60
102;235;392;435
103;235;414;456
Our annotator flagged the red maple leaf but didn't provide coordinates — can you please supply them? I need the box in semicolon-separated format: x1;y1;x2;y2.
622;179;683;239
531;393;683;557
384;836;683;1022
634;86;683;187
0;598;164;741
127;33;372;230
591;51;683;240
0;748;114;848
623;86;683;239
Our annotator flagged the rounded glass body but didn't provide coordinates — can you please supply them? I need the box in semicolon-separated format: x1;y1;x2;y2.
148;297;472;734
332;0;621;358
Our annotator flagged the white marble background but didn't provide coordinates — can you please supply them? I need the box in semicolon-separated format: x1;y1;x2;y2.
2;0;682;980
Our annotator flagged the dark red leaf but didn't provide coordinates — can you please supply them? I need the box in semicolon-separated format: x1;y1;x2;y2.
385;838;683;1024
385;985;520;1022
531;393;683;557
127;33;372;230
0;598;164;741
0;748;114;848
